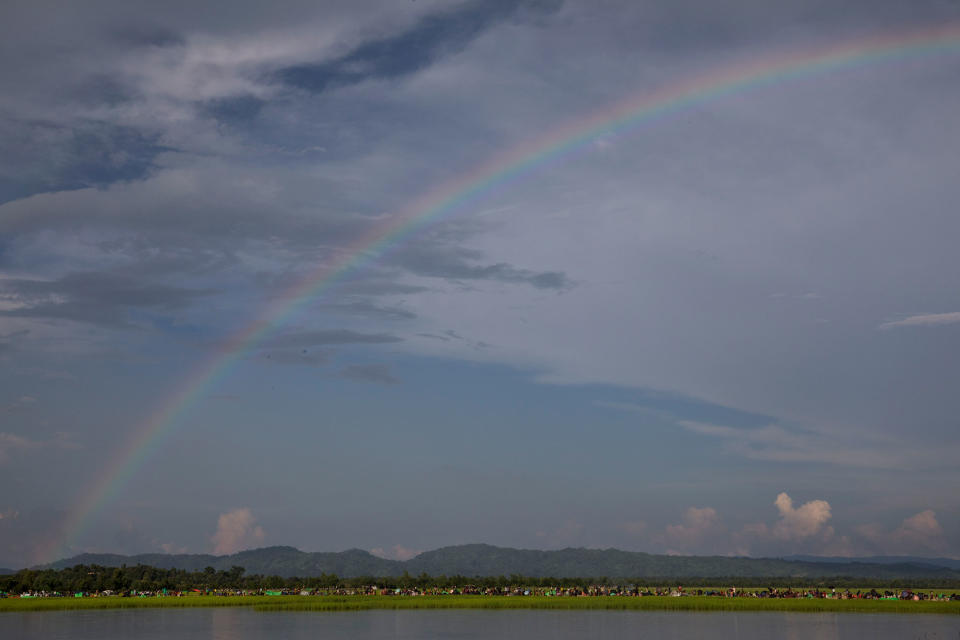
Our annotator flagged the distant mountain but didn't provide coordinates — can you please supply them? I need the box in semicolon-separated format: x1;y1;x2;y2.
45;546;403;577
404;544;960;580
0;567;14;575
785;555;960;571
40;544;960;580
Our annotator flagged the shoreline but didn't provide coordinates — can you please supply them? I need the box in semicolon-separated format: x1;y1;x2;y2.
2;595;959;615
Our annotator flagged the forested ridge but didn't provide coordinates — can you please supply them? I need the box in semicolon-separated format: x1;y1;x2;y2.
35;544;960;581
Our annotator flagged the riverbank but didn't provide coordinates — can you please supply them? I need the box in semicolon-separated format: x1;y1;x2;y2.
2;595;959;614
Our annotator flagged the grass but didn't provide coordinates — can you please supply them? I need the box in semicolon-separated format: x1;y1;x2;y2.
1;595;958;615
0;595;271;612
252;595;960;615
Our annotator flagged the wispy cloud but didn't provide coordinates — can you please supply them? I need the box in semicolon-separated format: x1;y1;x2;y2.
338;363;399;385
0;430;79;464
599;399;914;469
879;312;960;330
2;395;37;413
264;329;403;348
675;420;907;469
0;271;215;327
259;350;329;367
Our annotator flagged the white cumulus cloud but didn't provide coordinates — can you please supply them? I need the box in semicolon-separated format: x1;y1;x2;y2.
857;509;948;554
772;492;833;541
211;508;265;555
732;492;842;556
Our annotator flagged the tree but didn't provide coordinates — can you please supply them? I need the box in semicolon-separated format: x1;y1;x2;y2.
227;566;245;587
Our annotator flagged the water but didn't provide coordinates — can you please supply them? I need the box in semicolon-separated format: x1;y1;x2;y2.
2;608;957;639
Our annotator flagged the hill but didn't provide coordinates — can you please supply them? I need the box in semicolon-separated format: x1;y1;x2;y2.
785;554;960;571
41;544;960;580
46;546;402;577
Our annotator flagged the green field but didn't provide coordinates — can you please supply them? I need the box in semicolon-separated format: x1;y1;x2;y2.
2;595;959;614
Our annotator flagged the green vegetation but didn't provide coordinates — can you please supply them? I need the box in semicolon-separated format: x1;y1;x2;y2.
253;595;960;615
1;594;958;615
6;563;960;596
0;595;270;612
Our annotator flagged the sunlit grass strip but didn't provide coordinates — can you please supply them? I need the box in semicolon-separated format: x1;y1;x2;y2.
252;596;960;614
0;595;273;612
2;596;958;615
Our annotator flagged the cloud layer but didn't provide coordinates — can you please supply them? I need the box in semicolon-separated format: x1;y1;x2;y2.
1;0;959;565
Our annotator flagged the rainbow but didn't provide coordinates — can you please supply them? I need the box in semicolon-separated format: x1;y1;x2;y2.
42;23;960;564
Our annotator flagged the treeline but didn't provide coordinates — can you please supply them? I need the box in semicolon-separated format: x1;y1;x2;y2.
4;564;960;594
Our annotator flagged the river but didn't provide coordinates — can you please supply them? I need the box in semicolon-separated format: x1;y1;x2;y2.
2;608;957;639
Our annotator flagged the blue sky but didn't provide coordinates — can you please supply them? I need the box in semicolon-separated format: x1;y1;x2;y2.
1;0;959;567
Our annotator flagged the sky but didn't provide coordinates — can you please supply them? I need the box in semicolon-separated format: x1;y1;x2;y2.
1;0;959;568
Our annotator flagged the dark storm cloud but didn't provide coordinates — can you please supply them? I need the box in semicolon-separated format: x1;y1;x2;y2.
388;244;571;290
276;0;560;93
55;123;167;186
0;271;215;327
264;329;403;348
257;330;405;367
0;167;375;247
0;332;22;358
0;119;168;205
333;279;430;297
315;300;418;321
106;23;185;49
0;330;29;356
68;75;136;110
92;238;240;278
199;95;266;125
415;332;451;342
259;349;329;367
338;363;399;385
0;0;573;296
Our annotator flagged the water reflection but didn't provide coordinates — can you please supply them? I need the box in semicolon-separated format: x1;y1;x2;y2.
211;607;247;640
2;608;957;639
